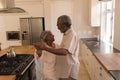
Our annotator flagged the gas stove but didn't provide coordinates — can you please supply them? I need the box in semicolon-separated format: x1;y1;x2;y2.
0;54;34;75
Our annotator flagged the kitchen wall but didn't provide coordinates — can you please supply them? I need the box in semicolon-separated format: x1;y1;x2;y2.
73;0;99;38
0;17;7;48
0;0;44;49
45;0;98;44
0;0;98;49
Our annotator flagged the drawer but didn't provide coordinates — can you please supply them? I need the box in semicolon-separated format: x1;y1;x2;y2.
93;56;114;80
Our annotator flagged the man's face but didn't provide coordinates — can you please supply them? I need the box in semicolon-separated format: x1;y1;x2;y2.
57;20;66;33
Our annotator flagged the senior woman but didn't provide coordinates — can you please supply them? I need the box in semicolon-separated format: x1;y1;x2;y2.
34;31;59;80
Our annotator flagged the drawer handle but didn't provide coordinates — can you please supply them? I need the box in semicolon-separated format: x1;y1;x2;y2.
100;67;102;70
99;73;103;77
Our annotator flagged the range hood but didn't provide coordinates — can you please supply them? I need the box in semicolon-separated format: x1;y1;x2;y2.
99;0;112;1
0;0;26;13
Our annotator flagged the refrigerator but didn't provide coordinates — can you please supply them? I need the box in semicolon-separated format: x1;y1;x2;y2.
20;17;45;45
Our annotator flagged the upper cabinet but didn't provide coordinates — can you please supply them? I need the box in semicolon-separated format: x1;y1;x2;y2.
114;0;120;50
89;0;100;27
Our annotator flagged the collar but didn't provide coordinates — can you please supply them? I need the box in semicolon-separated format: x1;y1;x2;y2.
64;28;72;35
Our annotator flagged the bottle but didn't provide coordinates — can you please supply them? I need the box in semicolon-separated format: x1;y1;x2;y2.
36;50;42;57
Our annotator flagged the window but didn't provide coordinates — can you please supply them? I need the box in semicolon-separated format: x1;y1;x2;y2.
100;0;115;45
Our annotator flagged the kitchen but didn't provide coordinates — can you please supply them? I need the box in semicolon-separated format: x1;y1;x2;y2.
0;0;99;49
0;0;120;80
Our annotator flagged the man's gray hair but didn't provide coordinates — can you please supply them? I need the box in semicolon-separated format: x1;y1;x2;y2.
58;15;72;28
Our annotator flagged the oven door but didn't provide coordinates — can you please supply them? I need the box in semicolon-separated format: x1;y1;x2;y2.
16;62;36;80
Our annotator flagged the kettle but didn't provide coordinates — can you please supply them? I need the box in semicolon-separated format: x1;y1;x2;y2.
7;48;16;58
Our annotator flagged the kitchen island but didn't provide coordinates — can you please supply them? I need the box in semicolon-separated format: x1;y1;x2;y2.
0;45;36;80
80;38;120;80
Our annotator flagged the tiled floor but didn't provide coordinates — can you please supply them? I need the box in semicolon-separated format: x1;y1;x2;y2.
78;60;91;80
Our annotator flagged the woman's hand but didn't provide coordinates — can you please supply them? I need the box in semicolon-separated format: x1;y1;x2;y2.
34;52;39;60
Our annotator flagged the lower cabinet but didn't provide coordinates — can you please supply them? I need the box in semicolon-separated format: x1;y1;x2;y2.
80;40;114;80
91;56;114;80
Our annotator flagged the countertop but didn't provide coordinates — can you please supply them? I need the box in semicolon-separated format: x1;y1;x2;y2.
81;38;120;80
81;38;120;53
95;53;120;80
95;53;120;70
0;75;16;80
0;45;36;80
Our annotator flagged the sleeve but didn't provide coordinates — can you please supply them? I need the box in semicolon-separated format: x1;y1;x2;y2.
34;52;39;60
38;50;46;61
34;51;46;61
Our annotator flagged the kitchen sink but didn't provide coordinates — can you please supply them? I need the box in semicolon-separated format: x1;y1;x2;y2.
86;40;100;47
87;40;98;43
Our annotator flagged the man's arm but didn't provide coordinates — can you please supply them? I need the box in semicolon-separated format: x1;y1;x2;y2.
33;41;69;55
44;46;69;55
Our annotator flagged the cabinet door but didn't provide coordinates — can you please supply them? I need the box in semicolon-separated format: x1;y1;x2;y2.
79;40;84;60
92;56;115;80
81;40;115;80
100;68;114;80
82;44;93;79
81;43;87;62
92;56;101;80
89;0;100;27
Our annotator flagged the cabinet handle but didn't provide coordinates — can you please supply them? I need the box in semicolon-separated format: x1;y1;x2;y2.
87;63;88;65
100;67;102;70
99;73;103;77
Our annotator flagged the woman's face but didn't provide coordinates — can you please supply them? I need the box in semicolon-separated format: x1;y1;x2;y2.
45;32;55;43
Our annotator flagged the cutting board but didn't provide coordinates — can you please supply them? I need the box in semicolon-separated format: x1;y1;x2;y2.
95;53;120;70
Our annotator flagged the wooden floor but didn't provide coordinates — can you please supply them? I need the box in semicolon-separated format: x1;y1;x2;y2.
78;60;91;80
35;59;91;80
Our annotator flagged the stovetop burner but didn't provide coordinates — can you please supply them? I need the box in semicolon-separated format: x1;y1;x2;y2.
0;54;34;75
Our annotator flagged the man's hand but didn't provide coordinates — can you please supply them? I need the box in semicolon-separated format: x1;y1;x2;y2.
33;40;47;50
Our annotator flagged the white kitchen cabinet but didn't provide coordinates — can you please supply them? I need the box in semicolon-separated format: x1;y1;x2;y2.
92;56;114;80
80;40;93;78
89;0;100;27
113;0;120;50
80;39;115;80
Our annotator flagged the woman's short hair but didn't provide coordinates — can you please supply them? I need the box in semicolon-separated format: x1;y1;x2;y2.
57;15;72;28
40;30;50;41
